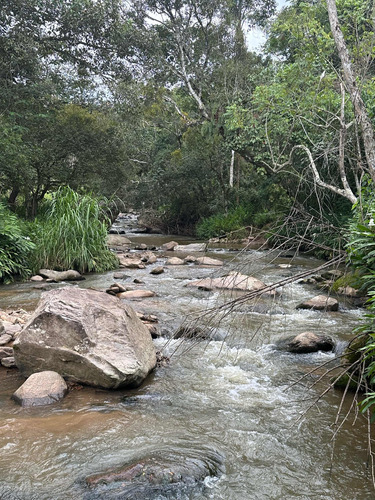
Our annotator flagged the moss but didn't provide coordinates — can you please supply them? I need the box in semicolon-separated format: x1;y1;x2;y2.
332;373;361;391
331;270;365;293
342;334;369;365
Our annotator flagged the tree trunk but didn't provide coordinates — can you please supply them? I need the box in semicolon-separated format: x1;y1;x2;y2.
8;186;19;209
229;150;235;188
327;0;375;184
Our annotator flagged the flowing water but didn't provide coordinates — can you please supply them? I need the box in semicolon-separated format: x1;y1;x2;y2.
0;217;373;499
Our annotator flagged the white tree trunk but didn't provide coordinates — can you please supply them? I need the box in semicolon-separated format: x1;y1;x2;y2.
327;0;375;184
230;150;235;188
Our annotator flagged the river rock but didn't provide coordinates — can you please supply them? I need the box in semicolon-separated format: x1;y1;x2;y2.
107;234;132;247
113;272;129;280
287;332;335;354
0;320;4;335
12;371;68;407
13;288;156;389
117;290;155;299
195;256;223;266
141;251;157;264
134;243;148;251
337;286;359;298
3;322;22;338
1;356;16;368
118;256;145;269
174;243;206;252
38;269;85;281
106;282;128;295
30;275;44;282
150;266;164;275
0;347;13;359
184;255;197;263
296;295;339;311
162;241;178;251
321;269;344;280
144;323;161;338
0;334;12;346
187;271;270;293
166;257;185;266
85;449;224;498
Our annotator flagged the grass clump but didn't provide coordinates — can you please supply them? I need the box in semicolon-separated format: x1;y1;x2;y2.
32;187;118;273
0;202;35;283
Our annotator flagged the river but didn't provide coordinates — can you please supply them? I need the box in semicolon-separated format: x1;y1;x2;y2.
0;217;373;499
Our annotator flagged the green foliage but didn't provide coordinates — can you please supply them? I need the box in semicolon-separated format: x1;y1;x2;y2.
196;206;249;240
345;183;375;419
32;187;118;273
0;203;35;283
346;180;375;290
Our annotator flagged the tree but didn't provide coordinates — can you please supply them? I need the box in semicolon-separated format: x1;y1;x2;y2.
326;0;375;185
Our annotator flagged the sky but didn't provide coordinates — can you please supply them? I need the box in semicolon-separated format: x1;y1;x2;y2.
246;0;289;51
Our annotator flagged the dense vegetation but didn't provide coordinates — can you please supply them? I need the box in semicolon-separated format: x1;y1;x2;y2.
1;0;375;417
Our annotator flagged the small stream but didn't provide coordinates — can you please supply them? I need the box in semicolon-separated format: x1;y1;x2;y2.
0;216;373;499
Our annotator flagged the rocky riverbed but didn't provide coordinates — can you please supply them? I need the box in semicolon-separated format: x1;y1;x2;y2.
0;215;372;499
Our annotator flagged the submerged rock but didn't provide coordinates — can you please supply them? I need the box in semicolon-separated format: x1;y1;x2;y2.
84;448;224;499
12;371;67;407
287;332;335;354
13;288;156;389
296;295;339;311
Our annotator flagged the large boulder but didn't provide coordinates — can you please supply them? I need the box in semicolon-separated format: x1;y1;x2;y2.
12;371;67;407
13;288;156;389
296;295;339;311
38;269;84;281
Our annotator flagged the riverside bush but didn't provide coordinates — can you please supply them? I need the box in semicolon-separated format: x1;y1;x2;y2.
196;206;250;240
32;187;118;273
345;186;375;419
0;202;35;283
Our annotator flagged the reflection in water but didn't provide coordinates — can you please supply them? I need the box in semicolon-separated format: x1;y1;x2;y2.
0;225;372;499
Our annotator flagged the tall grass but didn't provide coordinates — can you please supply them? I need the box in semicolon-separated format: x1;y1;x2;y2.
0;202;35;283
32;187;118;273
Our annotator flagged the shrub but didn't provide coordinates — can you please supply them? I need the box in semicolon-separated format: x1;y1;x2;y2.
32;187;118;273
0;202;35;283
196;206;249;240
